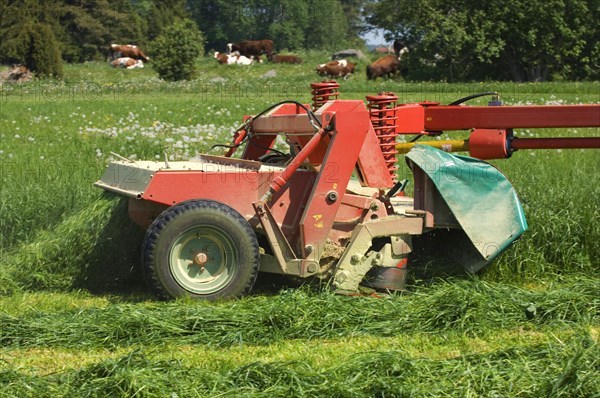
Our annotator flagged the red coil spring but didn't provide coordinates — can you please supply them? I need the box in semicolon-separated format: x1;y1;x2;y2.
366;92;399;182
310;80;340;110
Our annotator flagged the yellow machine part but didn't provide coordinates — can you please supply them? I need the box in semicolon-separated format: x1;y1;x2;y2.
396;139;469;154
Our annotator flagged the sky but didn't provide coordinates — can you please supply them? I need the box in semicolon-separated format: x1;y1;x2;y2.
362;29;389;46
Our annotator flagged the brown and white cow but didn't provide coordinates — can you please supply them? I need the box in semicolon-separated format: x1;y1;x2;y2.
214;52;254;66
316;59;355;80
268;54;303;64
215;52;234;65
109;44;149;63
227;40;273;59
366;55;400;80
111;57;144;69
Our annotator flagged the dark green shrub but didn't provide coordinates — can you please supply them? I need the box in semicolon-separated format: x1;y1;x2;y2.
28;23;63;78
1;21;63;78
149;20;204;81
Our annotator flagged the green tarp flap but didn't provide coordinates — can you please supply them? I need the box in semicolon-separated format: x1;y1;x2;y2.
406;145;527;273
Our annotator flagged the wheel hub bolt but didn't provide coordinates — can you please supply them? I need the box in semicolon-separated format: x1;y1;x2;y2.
194;252;209;266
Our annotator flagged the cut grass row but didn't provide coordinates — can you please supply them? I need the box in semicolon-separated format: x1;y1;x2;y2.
1;277;597;349
4;327;582;376
0;195;142;295
2;331;598;397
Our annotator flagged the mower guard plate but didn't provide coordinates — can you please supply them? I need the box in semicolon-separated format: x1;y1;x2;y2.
407;145;528;272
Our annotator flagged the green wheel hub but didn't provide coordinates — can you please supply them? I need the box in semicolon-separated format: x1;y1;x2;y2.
169;225;236;294
142;199;259;300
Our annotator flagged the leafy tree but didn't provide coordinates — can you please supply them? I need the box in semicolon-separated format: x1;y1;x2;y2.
366;0;599;81
305;0;349;50
149;19;204;81
339;0;369;42
268;0;308;50
496;0;599;81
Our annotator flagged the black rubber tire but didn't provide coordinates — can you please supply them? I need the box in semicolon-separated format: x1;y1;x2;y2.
141;199;259;300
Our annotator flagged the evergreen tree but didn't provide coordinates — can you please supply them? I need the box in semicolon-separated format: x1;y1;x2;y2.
135;0;189;40
0;0;149;63
1;6;63;78
27;22;63;77
339;0;369;43
59;0;145;62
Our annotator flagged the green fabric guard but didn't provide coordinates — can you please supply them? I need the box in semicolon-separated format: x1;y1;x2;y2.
406;145;527;272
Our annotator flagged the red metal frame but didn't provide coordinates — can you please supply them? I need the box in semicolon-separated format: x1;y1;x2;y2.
393;103;600;134
424;104;600;131
130;95;600;270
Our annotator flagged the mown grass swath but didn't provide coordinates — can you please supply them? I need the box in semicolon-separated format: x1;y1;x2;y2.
1;278;597;349
1;194;143;295
1;333;598;397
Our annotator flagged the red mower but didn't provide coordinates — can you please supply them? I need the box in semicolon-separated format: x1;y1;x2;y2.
96;81;600;300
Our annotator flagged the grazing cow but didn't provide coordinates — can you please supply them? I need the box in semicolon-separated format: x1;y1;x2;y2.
392;39;410;58
366;55;400;80
269;54;303;64
109;44;149;62
214;52;254;66
331;49;368;61
227;40;273;59
316;59;356;80
111;57;144;69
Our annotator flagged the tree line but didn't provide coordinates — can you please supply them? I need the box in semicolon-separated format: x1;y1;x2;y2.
0;0;363;78
1;0;597;81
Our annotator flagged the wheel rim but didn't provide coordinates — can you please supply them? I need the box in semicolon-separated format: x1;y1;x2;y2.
169;225;237;295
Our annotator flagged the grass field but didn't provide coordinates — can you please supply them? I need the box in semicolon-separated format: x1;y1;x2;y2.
1;52;599;397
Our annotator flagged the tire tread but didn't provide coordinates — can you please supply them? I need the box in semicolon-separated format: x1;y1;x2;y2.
141;200;259;300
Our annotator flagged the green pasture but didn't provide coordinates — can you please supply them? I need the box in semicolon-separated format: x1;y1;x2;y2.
1;55;599;396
